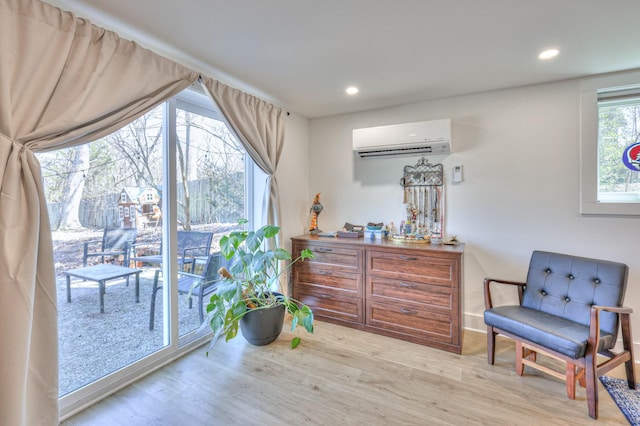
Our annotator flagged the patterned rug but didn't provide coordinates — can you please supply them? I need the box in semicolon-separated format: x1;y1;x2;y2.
600;376;640;425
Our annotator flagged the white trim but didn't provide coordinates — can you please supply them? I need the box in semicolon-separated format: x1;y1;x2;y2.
176;87;222;121
163;98;179;347
59;336;209;420
580;70;640;216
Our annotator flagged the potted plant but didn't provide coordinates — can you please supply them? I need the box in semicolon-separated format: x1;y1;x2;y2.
202;220;315;353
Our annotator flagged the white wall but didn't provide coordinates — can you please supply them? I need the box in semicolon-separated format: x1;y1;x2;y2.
308;75;640;349
278;113;312;251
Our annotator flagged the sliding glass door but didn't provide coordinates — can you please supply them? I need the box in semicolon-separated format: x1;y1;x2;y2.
38;86;253;414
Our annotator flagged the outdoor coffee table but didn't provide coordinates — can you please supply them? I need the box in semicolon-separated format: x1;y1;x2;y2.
64;264;142;313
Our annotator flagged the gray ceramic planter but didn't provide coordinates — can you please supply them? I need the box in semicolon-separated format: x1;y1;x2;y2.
240;300;286;346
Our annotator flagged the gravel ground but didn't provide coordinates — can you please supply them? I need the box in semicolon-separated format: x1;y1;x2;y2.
54;225;235;396
57;271;204;396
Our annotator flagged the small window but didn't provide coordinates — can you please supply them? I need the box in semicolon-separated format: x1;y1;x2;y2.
118;206;124;220
597;90;640;203
120;193;127;203
580;70;640;215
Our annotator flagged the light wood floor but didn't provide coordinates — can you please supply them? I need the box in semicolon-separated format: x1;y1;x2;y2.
61;321;631;425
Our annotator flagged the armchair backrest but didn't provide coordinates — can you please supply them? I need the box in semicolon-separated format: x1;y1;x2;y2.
177;230;213;257
521;251;628;339
100;227;137;266
103;227;137;251
202;253;231;283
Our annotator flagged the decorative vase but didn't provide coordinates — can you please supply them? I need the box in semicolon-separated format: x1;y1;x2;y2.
240;299;286;346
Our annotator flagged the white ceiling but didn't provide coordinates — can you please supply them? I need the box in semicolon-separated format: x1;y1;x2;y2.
48;0;640;118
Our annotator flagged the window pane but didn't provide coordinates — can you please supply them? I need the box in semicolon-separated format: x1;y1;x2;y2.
38;105;167;397
597;96;640;202
38;88;257;405
174;104;246;343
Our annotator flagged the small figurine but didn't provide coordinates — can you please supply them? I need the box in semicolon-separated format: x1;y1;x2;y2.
309;192;324;235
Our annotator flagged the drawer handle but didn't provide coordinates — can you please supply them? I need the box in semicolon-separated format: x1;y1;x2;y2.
315;248;333;253
319;294;333;299
317;270;333;276
399;256;418;261
399;282;418;289
400;308;417;315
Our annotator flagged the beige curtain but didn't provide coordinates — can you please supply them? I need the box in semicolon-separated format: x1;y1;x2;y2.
0;1;198;424
201;77;286;229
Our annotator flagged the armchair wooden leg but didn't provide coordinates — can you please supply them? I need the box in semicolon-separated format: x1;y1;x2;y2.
149;270;161;331
487;326;496;365
621;314;637;390
566;362;576;400
515;340;524;376
516;343;538;377
585;351;598;419
198;296;205;324
577;367;586;388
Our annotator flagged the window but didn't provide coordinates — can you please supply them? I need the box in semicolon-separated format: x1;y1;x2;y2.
597;91;640;202
580;70;640;215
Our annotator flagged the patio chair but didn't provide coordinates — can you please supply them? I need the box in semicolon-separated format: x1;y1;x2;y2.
82;227;137;267
131;230;213;272
149;253;230;330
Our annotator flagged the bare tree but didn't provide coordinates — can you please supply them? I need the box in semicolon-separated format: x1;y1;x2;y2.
37;102;247;231
57;144;90;229
177;126;192;231
104;110;164;188
176;111;245;228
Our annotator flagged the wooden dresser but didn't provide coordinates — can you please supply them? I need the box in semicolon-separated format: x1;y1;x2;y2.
291;235;464;354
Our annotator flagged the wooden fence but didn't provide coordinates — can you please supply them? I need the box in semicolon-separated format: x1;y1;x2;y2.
47;178;243;230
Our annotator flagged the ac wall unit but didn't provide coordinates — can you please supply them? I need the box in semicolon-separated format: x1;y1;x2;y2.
352;119;451;158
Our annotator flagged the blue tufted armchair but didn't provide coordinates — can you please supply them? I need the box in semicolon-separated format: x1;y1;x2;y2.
484;250;636;419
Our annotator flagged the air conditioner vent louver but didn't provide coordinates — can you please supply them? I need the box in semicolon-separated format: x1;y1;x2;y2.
353;119;451;159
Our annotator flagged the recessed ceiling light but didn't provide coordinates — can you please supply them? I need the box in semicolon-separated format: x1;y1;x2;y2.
346;86;359;95
538;49;559;60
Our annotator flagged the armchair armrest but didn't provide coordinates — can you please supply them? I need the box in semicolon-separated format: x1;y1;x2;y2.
594;305;634;315
177;270;202;280
181;246;210;258
588;305;634;351
181;246;210;272
484;277;526;309
83;239;120;266
132;242;161;256
83;239;103;254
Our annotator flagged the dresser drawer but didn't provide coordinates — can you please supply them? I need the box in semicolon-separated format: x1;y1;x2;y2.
367;276;454;310
294;286;363;324
366;299;454;343
366;250;458;287
293;265;362;296
293;242;362;273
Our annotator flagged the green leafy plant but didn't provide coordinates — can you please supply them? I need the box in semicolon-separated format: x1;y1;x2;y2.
203;220;315;353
